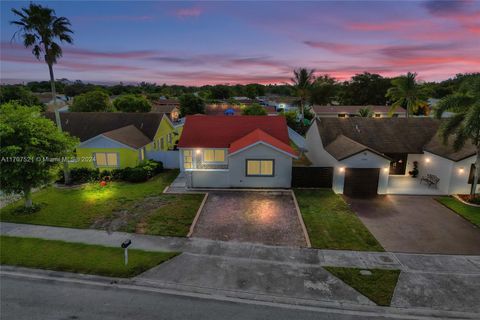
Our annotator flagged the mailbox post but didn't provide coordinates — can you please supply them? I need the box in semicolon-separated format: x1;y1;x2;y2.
121;239;132;266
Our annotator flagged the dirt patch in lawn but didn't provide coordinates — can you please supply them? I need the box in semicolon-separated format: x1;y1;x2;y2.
90;196;172;233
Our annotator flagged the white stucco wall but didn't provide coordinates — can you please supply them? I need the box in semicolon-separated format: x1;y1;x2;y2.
305;124;338;167
182;144;293;188
228;144;293;188
448;155;478;194
187;170;230;188
333;151;390;194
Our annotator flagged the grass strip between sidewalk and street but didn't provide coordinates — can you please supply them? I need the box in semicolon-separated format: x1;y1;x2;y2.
294;189;384;251
436;196;480;227
324;266;400;306
0;235;178;278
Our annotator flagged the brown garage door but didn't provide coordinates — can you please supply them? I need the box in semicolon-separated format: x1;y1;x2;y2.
344;168;380;198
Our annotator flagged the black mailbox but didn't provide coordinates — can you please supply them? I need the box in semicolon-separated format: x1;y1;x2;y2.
121;239;132;248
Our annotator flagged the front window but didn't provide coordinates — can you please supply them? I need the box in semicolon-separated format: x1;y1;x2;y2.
160;138;164;150
203;149;225;163
94;152;118;167
184;150;193;169
246;160;274;176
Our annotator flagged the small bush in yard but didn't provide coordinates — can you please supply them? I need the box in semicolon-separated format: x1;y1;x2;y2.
138;160;163;177
68;168;99;184
123;167;149;183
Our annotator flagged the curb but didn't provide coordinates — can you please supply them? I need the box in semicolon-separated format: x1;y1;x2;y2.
291;190;312;248
1;266;478;320
187;193;209;237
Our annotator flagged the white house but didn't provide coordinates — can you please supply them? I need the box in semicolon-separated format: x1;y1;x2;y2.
306;118;478;196
312;105;406;118
178;115;298;188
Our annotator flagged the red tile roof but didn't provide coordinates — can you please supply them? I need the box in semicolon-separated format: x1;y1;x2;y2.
229;129;297;157
178;115;292;153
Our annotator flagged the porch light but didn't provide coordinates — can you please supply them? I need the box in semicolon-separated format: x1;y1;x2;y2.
195;149;201;155
383;167;389;173
425;157;431;163
339;167;345;172
458;167;465;174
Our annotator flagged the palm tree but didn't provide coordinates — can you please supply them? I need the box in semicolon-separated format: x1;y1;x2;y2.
386;72;428;118
435;78;480;195
291;68;315;119
11;3;73;183
358;107;373;117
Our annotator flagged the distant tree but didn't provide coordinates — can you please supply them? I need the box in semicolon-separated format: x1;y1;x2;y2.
358;107;373;117
339;72;391;105
0;103;78;208
245;84;265;99
113;94;151;112
291;68;315;118
242;103;267;115
11;3;73;106
64;81;98;97
70;90;113;112
435;77;480;195
310;75;338;105
0;85;44;110
386;72;429;118
179;94;205;116
209;85;231;100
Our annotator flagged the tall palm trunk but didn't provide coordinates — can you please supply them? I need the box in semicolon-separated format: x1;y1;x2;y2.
472;146;480;195
48;61;71;184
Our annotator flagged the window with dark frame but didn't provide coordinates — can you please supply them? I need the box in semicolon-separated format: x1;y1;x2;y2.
246;159;274;176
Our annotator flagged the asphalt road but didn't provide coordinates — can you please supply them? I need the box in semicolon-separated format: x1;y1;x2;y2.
0;275;395;320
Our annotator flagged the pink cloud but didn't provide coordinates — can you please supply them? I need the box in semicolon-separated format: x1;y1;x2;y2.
72;15;154;23
347;20;430;31
175;7;203;18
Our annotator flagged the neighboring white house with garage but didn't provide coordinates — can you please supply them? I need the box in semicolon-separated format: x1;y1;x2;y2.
305;118;478;197
178;115;298;188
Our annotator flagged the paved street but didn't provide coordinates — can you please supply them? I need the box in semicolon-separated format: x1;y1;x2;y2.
0;276;397;320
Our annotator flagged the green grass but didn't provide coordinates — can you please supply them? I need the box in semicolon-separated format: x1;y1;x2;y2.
436;196;480;227
0;236;178;278
0;170;204;236
294;189;384;251
325;267;400;306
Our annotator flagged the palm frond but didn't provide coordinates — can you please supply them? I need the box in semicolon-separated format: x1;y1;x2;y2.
435;93;475;118
440;113;465;145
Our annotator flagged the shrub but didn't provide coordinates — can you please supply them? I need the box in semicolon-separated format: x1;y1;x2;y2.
138;160;163;177
123;167;149;183
110;168;126;181
69;168;99;184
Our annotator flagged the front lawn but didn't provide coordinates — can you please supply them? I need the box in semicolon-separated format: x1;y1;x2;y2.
436;196;480;227
294;189;384;251
0;236;178;277
0;170;204;236
325;266;400;306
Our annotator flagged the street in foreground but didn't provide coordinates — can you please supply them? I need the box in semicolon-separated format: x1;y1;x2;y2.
1;275;399;320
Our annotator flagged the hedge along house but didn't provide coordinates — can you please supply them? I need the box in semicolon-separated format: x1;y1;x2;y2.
305;118;478;197
45;112;177;169
178;116;298;188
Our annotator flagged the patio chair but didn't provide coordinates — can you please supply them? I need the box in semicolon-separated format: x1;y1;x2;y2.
420;174;440;188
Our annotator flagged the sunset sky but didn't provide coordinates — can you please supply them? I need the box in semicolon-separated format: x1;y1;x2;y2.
1;0;479;85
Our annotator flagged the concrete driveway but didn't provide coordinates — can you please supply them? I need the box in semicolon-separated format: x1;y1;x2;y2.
191;191;307;247
344;195;480;254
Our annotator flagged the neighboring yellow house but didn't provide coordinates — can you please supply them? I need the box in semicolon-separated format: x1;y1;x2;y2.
45;112;179;169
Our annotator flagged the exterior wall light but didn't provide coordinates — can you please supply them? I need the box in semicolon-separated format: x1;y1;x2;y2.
383;167;389;173
339;167;345;172
195;149;201;155
425;157;431;163
458;167;465;174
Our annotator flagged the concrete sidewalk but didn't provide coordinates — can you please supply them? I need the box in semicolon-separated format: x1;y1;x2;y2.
2;222;480;314
1;222;479;274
